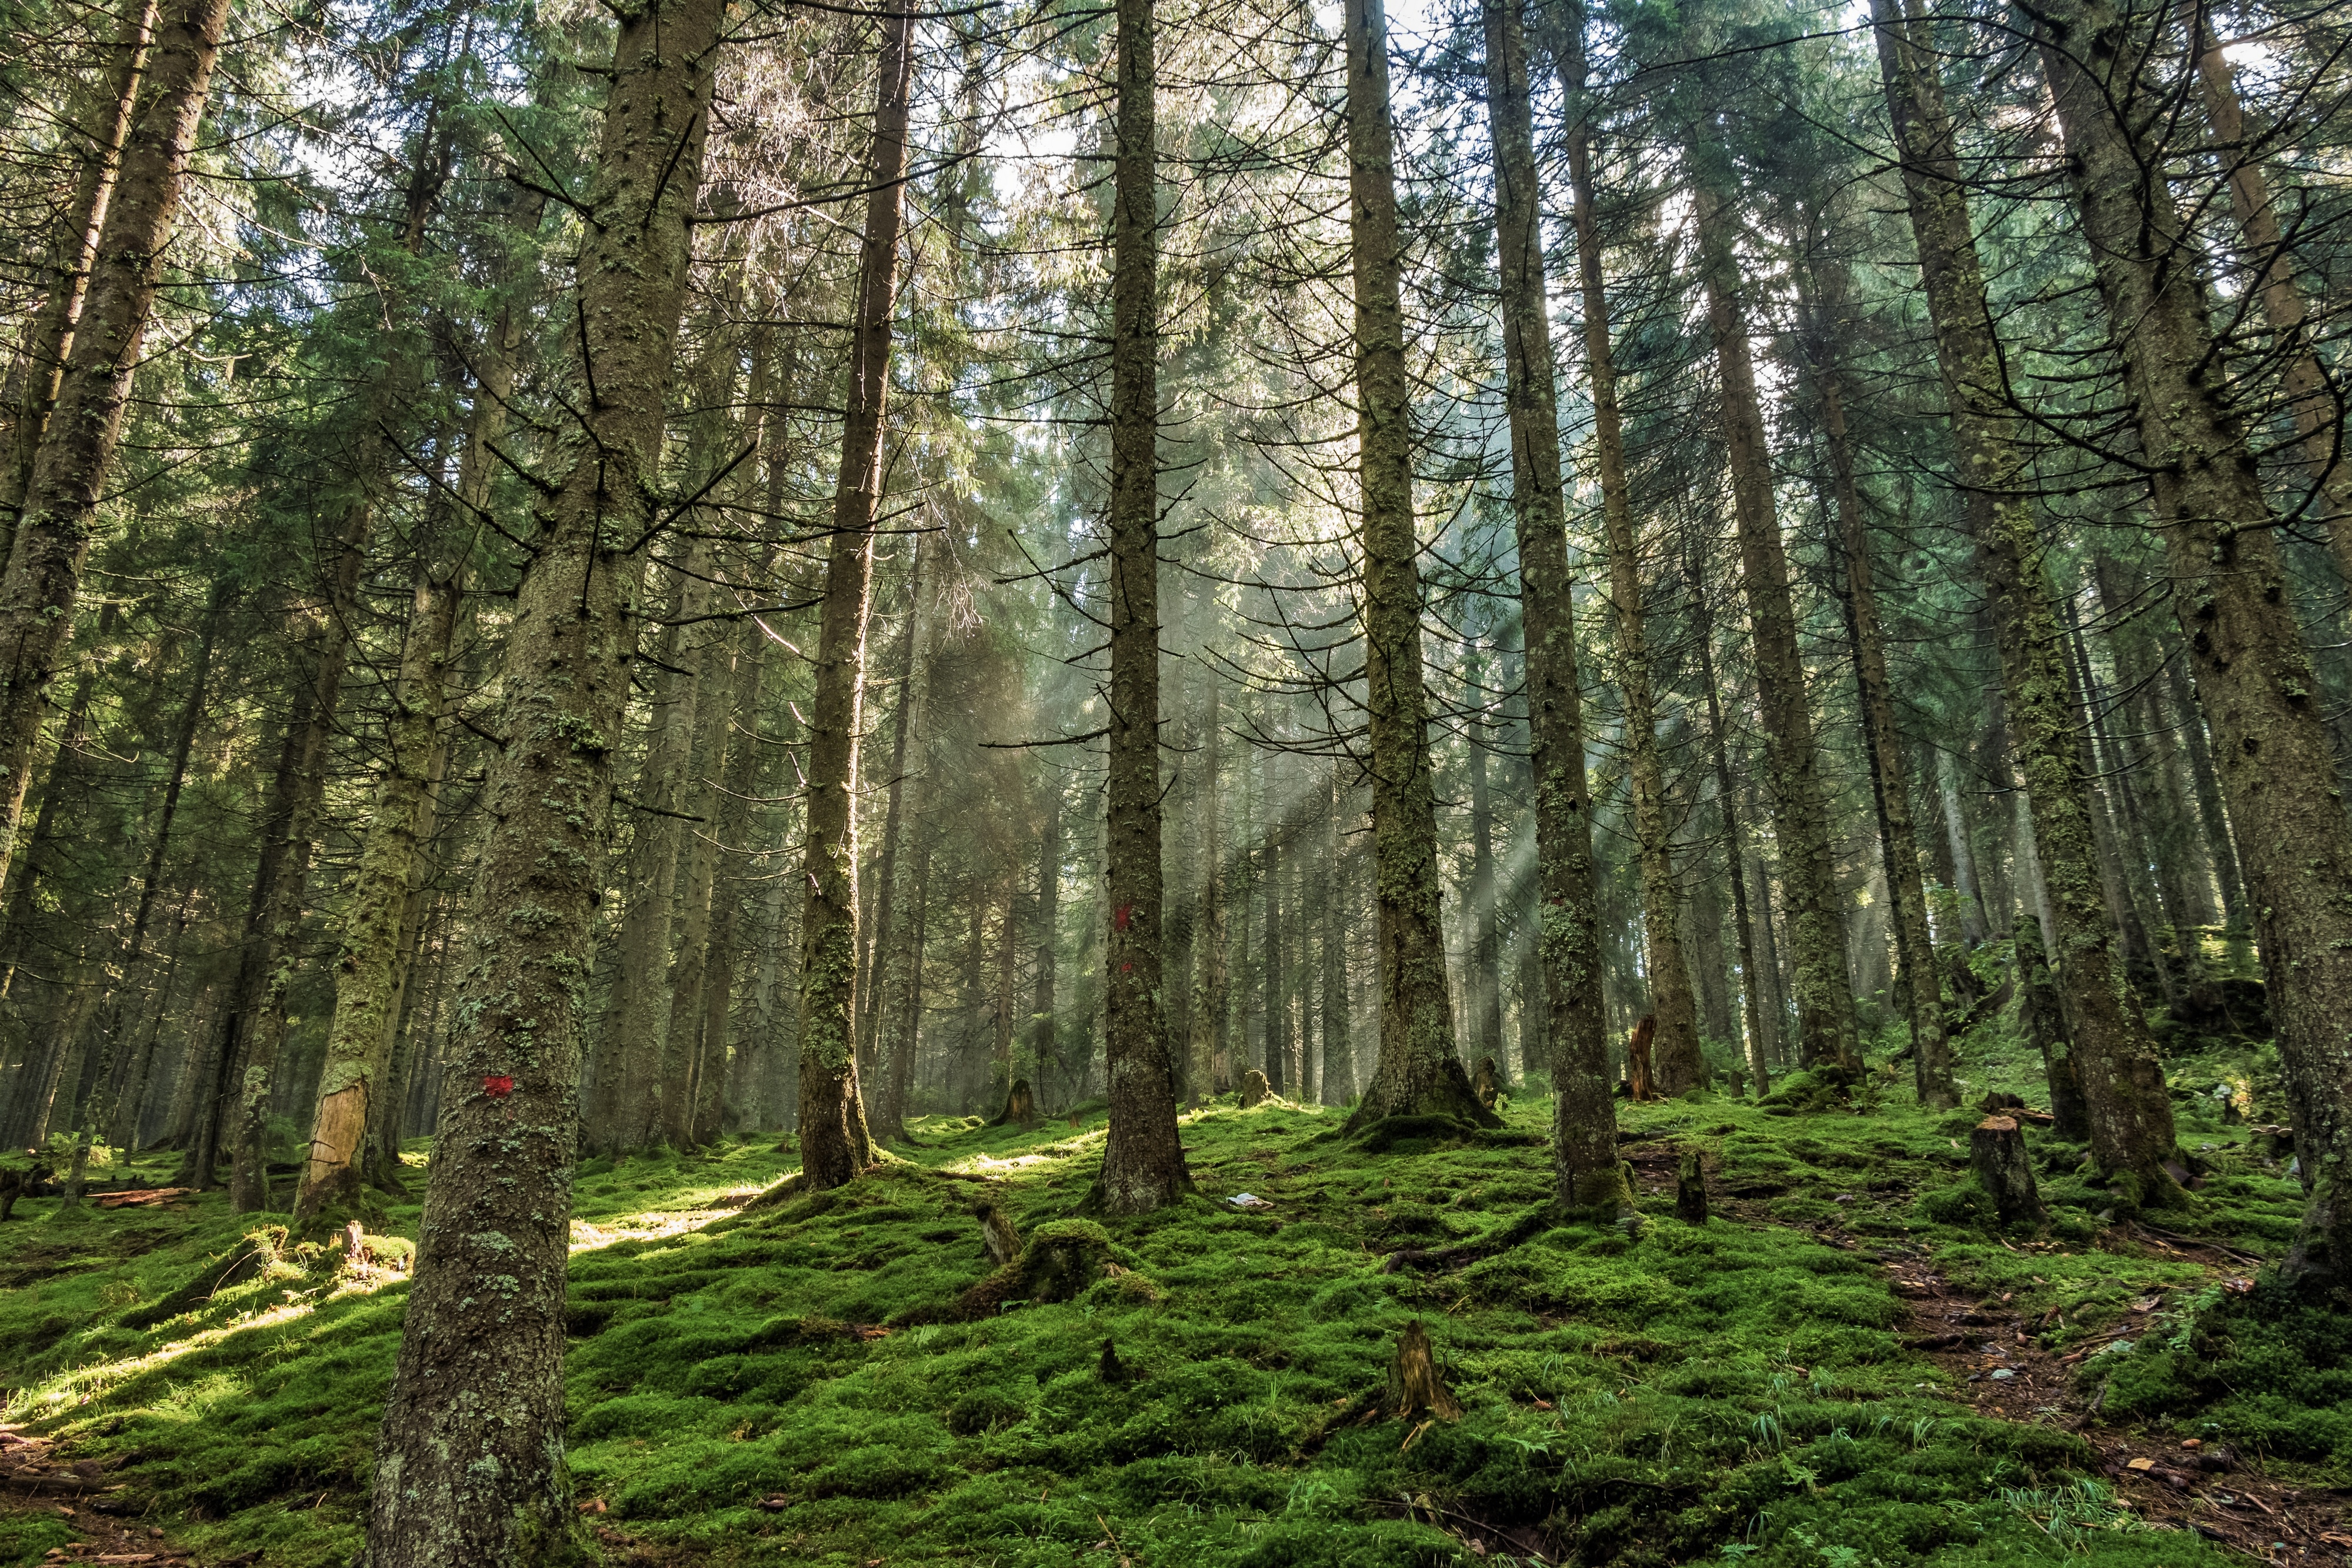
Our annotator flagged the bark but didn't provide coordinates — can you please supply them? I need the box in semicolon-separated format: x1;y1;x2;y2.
1805;302;1954;1106
1689;173;1858;1072
2038;0;2352;1271
1871;0;2180;1198
0;0;158;546
1265;811;1285;1095
663;608;739;1149
0;0;229;917
1339;0;1489;1133
363;0;722;1555
2176;0;2352;570
1505;0;1619;1207
797;2;912;1189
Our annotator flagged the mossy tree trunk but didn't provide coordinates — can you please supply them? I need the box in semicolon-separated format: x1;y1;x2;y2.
0;0;229;990
1342;0;1486;1133
797;3;913;1189
0;0;157;545
856;534;927;1108
363;0;723;1554
1464;711;1503;1068
2037;0;2352;1270
1689;172;1859;1074
1870;0;2179;1197
1095;0;1186;1207
1496;0;1622;1208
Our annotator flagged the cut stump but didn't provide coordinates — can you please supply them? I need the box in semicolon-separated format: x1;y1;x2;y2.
1239;1069;1271;1108
1970;1116;2046;1228
1384;1320;1461;1423
1675;1149;1709;1224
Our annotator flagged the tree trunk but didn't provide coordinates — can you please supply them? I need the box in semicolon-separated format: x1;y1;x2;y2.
1805;299;1955;1106
856;537;926;1106
0;0;158;547
62;587;218;1202
0;0;229;920
1971;1115;2047;1228
1937;750;1987;945
1031;774;1060;1101
1341;0;1486;1132
1871;0;2180;1199
363;0;721;1554
797;4;913;1188
2039;0;2352;1271
1689;173;1858;1073
1187;681;1228;1102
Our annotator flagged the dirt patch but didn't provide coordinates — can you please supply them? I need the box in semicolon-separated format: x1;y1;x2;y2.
1;1424;203;1564
1884;1253;2351;1563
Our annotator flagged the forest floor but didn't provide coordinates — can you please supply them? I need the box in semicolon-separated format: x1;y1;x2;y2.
1;1029;2346;1568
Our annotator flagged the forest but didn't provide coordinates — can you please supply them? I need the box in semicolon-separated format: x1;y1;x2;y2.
0;0;2348;1554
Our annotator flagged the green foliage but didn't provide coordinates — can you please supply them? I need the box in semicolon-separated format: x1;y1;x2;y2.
0;1052;2326;1567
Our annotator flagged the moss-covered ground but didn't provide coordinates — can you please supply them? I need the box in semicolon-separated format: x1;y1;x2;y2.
1;1027;2340;1567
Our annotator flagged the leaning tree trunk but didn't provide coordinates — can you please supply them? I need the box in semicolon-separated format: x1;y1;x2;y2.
1803;279;1955;1107
1341;0;1488;1133
1689;171;1859;1074
1870;0;2180;1198
362;0;722;1557
0;0;229;913
1494;0;1621;1206
0;0;158;548
797;4;914;1190
2039;0;2352;1271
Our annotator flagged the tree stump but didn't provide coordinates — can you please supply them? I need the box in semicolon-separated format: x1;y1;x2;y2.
1674;1148;1709;1224
1239;1069;1271;1108
978;1202;1021;1267
1626;1015;1655;1102
1970;1116;2046;1227
990;1078;1037;1128
1098;1338;1128;1385
1383;1320;1461;1423
1472;1056;1501;1111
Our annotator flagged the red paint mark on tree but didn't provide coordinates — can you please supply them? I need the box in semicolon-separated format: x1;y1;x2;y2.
483;1075;516;1098
1114;903;1134;931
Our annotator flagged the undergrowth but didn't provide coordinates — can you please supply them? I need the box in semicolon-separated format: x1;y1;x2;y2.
0;1026;2330;1567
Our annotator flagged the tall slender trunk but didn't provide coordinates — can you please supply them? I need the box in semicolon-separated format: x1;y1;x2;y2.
1095;0;1186;1205
2176;0;2352;569
1321;764;1355;1104
1805;291;1955;1106
1492;0;1616;1201
856;539;926;1098
797;5;912;1187
1464;722;1504;1069
878;800;931;1135
2037;0;2352;1269
1937;750;1988;945
1687;541;1772;1095
1187;682;1228;1101
61;588;218;1202
665;589;744;1149
1342;0;1486;1131
1031;776;1060;1096
1688;172;1857;1074
363;0;722;1553
0;0;229;914
0;0;158;549
1870;0;2178;1195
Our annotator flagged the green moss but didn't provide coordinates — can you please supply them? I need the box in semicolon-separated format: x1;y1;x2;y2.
0;1036;2324;1568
